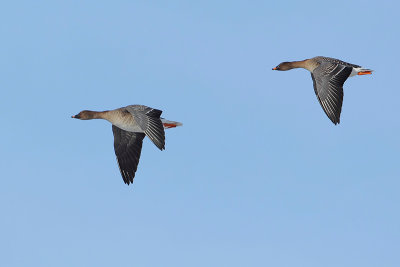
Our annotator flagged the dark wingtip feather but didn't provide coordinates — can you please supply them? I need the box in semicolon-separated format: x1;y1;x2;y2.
329;115;340;125
124;177;133;185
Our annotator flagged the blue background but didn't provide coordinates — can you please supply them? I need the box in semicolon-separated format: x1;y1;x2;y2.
1;1;399;266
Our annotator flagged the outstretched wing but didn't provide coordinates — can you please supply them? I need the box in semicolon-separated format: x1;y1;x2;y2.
125;105;165;150
311;63;352;124
112;125;146;185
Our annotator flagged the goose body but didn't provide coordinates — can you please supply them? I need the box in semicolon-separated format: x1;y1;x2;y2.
72;105;182;185
273;56;373;124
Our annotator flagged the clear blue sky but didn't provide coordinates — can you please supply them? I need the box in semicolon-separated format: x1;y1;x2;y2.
1;1;399;266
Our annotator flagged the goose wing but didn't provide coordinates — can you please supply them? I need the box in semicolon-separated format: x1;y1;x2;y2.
112;125;145;185
311;62;352;124
125;105;165;150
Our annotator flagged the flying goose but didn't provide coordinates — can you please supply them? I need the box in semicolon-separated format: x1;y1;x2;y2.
272;56;373;124
72;105;182;185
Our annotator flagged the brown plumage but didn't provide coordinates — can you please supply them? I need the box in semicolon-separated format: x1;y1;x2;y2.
273;56;373;124
72;105;182;185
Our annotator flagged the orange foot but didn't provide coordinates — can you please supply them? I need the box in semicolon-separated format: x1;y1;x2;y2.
163;123;177;128
358;71;372;75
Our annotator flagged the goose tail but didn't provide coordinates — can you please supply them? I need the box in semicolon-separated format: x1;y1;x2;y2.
161;118;183;129
351;67;374;77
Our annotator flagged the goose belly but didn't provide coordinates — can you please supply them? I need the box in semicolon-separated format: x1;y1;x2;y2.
112;120;144;133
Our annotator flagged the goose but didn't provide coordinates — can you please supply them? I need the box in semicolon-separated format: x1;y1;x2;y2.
272;56;373;124
72;105;182;185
